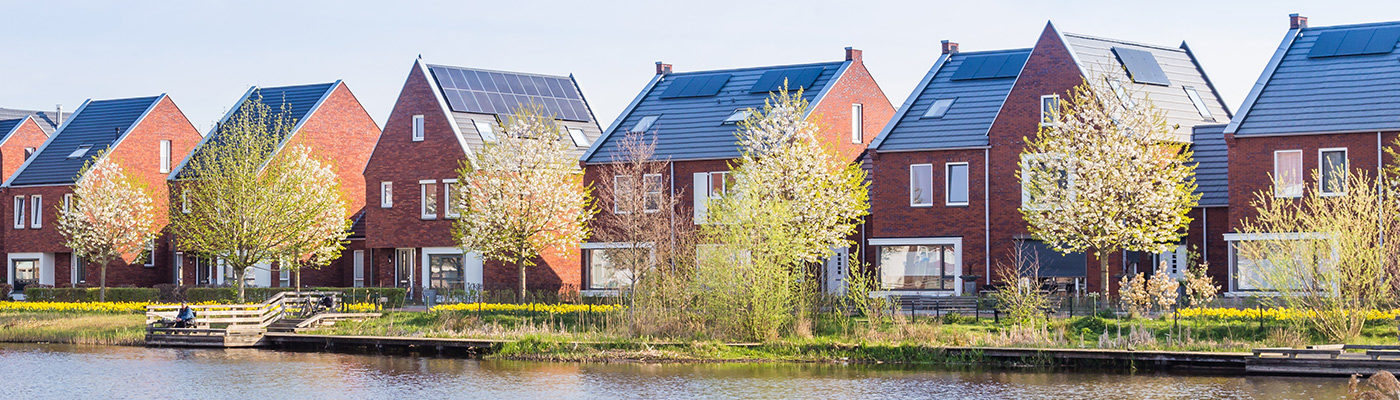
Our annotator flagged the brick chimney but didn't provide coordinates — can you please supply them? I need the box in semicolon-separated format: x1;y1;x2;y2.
655;61;672;75
1290;13;1308;29
845;47;862;62
941;40;959;55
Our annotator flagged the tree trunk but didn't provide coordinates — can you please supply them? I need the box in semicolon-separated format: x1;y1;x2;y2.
1097;250;1108;296
236;266;247;303
295;269;301;293
517;257;527;304
99;263;108;302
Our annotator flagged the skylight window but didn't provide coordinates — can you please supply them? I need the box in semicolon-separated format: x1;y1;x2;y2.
67;145;92;159
723;110;751;124
1184;86;1215;121
631;115;659;133
1107;79;1135;109
565;127;589;147
922;98;956;119
474;120;497;142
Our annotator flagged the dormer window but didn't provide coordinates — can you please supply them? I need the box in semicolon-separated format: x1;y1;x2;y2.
632;115;659;133
474;120;497;142
922;98;956;119
67;145;92;159
722;110;750;125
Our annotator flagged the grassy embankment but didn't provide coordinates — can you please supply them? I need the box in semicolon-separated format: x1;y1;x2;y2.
0;312;146;346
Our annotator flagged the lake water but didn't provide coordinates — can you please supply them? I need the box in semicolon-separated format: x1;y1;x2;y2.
0;343;1354;399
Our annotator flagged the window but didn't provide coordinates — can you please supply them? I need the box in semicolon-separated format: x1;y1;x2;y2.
411;115;425;141
631;115;659;133
1228;234;1331;292
922;98;955;119
380;181;393;208
1273;150;1303;198
180;191;190;214
708;171;732;199
12;259;38;292
63;193;73;215
876;244;958;290
909;164;933;207
1184;86;1214;121
142;241;155;267
443;179;458;218
159;140;172;173
584;249;638;289
279;267;290;287
643;174;662;213
1107;79;1135;109
613;175;634;214
29;195;41;229
474;119;497;142
946;162;969;206
1319;148;1348;196
851;103;863;143
23;147;34;159
420;180;438;219
72;254;86;285
12;196;24;229
723;110;750;125
428;253;463;290
1039;95;1060;126
68;145;92;159
565;127;589;147
1021;153;1071;210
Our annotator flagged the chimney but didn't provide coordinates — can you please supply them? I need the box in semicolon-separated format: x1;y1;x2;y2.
1290;13;1308;29
55;104;62;126
941;40;959;55
655;61;672;75
845;47;862;62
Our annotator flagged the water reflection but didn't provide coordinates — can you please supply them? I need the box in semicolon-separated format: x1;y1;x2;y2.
0;343;1347;399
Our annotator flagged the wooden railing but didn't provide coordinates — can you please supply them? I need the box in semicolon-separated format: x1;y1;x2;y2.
145;291;340;331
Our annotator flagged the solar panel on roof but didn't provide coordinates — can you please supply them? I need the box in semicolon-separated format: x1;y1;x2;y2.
1111;47;1171;86
749;67;824;93
1309;27;1400;58
430;66;590;122
660;74;732;98
949;54;1024;80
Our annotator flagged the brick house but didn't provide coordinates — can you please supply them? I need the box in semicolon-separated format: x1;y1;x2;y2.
363;59;603;298
580;47;894;294
1220;15;1400;294
3;95;201;291
168;81;381;288
864;23;1231;296
0;108;67;182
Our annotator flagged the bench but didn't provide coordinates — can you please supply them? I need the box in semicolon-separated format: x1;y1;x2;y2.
1252;347;1342;359
891;296;981;317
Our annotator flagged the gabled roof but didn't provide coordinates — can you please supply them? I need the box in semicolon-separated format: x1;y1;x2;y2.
1190;124;1228;207
6;95;164;187
1060;32;1233;142
870;48;1030;151
420;62;603;162
583;60;849;164
0;116;32;142
0;107;69;134
1227;20;1400;136
171;82;338;180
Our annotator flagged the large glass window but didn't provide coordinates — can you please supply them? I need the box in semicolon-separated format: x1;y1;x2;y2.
12;259;38;291
1231;238;1329;292
1021;153;1070;210
877;244;957;290
1274;150;1303;198
1320;148;1347;196
428;254;463;291
585;249;634;290
946;162;969;206
909;164;933;207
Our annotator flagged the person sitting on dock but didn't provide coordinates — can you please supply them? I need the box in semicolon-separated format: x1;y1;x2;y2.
174;304;196;328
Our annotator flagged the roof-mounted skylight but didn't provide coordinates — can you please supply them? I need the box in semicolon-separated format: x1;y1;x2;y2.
565;126;589;147
631;115;659;133
67;145;92;159
722;110;751;124
1107;79;1135;109
474;120;497;142
1184;86;1215;121
922;98;956;119
1308;26;1400;58
1111;47;1170;86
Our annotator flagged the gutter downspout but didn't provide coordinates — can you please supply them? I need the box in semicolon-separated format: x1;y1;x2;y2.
984;148;991;283
1201;208;1207;263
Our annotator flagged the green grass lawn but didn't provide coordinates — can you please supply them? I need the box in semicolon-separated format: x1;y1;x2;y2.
0;312;146;346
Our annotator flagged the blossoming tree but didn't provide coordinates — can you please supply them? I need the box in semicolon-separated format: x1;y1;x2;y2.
452;106;592;301
1019;76;1198;294
57;157;160;301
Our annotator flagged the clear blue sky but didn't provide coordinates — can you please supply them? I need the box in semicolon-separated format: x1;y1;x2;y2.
2;1;1397;132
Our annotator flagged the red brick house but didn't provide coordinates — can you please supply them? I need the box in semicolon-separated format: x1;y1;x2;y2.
168;81;381;288
1220;15;1400;294
364;59;603;298
0;108;67;182
864;23;1231;296
579;47;894;294
3;95;201;291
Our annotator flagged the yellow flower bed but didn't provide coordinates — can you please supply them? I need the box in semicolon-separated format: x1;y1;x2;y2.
0;301;153;314
1177;307;1400;321
431;302;625;314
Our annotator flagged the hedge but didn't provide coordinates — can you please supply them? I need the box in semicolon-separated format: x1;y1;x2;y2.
22;287;160;302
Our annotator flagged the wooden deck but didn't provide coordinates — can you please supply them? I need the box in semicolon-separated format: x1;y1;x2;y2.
143;292;378;348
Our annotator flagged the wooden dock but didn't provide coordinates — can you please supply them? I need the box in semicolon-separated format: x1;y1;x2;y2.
143;292;378;348
263;333;502;356
943;346;1250;374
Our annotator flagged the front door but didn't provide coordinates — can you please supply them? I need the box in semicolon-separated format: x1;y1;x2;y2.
1155;244;1189;279
395;248;415;295
12;259;38;292
824;247;849;294
352;250;365;288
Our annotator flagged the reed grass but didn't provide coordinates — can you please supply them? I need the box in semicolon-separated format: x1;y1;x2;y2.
0;312;146;346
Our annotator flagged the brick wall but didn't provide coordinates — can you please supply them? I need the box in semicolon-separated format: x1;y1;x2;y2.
1;118;48;182
1226;131;1397;230
866;149;990;281
808;57;895;162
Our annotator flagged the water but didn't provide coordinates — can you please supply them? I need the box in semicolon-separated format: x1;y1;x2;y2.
0;343;1353;399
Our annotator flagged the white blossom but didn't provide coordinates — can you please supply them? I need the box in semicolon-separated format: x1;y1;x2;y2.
57;157;159;301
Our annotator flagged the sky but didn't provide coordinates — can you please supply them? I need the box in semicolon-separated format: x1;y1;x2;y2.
3;1;1399;132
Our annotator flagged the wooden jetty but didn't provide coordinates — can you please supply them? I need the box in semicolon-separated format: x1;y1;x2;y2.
144;291;379;348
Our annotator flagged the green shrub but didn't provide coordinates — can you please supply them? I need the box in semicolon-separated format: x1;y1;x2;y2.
1069;316;1108;335
0;284;10;300
183;287;238;303
22;287;158;302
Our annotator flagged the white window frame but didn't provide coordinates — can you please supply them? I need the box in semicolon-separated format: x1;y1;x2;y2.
566;127;589;147
1183;86;1214;121
143;240;155;267
707;171;730;199
643;173;663;213
63;193;73;215
419;180;438;220
159;140;172;173
443;178;459;218
380;181;393;208
67;145;91;159
1020;153;1071;211
866;237;965;296
613;174;635;214
12;196;23;229
722;110;750;125
1223;232;1334;294
851;103;864;143
180;191;190;214
909;164;933;207
1273;149;1304;198
411;115;425;142
1318;148;1348;197
945;162;969;207
473;119;497;142
29;195;41;229
1107;78;1135;109
1039;95;1060;127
